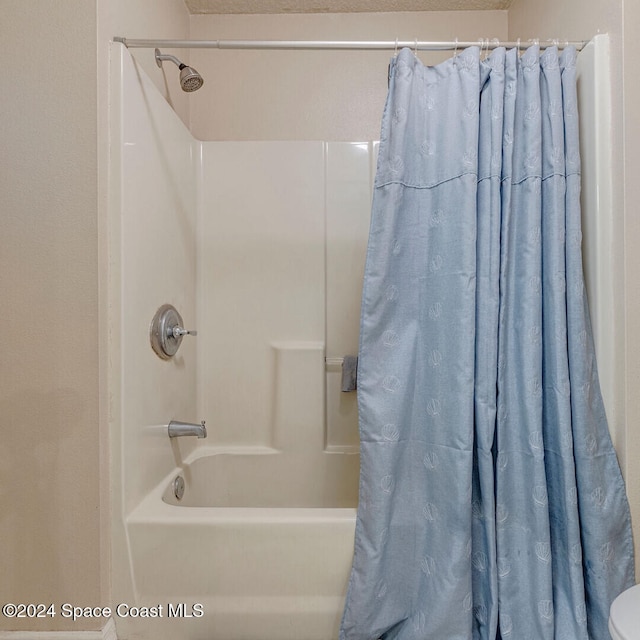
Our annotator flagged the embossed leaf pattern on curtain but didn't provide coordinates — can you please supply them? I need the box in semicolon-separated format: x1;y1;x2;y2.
340;46;634;640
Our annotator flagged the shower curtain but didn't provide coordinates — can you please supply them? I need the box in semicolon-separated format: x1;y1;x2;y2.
340;46;634;640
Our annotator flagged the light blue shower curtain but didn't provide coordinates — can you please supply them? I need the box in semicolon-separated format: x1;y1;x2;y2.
340;45;634;640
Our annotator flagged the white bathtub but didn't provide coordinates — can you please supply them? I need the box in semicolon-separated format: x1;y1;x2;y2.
123;447;359;640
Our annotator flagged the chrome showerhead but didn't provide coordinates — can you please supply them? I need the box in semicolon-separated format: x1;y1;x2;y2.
179;64;204;92
155;48;204;92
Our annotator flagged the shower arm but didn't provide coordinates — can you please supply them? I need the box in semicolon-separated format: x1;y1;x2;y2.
155;50;183;68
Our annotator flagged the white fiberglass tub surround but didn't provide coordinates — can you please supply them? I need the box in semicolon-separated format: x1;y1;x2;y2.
111;43;370;640
110;36;613;640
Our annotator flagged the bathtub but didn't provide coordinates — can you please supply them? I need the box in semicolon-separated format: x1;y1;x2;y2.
123;446;359;640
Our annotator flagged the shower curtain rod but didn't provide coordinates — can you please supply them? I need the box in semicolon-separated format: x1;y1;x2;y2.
113;37;586;51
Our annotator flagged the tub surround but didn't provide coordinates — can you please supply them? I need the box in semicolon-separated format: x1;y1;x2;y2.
111;43;369;639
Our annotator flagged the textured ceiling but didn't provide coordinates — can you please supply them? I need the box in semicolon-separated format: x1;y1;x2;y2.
184;0;513;13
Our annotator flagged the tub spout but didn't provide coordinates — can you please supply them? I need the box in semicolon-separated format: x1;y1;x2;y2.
168;420;207;439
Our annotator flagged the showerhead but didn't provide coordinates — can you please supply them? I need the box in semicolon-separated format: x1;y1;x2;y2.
179;64;204;92
155;48;204;92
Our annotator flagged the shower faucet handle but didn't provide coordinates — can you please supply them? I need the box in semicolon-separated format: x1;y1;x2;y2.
171;326;197;339
150;304;197;360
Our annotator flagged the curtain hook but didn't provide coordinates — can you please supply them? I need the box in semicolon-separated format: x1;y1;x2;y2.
414;38;419;57
454;37;458;57
394;38;399;57
517;37;521;53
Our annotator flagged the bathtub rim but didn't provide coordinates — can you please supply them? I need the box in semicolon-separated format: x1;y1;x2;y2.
127;445;359;524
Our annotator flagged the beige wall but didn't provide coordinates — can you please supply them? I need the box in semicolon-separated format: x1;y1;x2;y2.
509;0;639;575
188;11;508;140
99;0;191;126
622;0;640;579
0;0;190;632
0;1;101;631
